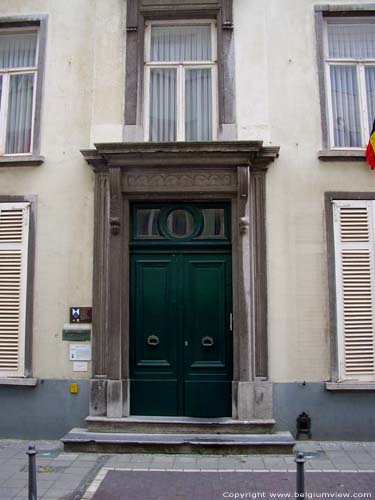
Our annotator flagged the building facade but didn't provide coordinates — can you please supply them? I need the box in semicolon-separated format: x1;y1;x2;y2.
1;0;375;440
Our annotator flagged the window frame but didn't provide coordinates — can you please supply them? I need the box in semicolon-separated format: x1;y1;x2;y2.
323;17;375;150
326;192;375;384
0;27;39;156
0;16;47;165
0;195;36;380
143;19;218;142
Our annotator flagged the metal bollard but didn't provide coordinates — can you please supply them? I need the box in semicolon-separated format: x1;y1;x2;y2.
295;451;305;499
26;443;38;500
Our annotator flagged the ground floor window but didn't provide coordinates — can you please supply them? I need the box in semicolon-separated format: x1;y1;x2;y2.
332;199;375;381
0;202;30;377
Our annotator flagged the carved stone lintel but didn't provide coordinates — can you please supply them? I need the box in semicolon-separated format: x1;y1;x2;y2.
109;168;121;236
126;172;236;188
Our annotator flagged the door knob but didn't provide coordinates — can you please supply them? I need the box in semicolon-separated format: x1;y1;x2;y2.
201;336;214;348
147;334;160;347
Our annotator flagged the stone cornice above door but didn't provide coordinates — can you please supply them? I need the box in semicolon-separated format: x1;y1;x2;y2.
81;141;279;172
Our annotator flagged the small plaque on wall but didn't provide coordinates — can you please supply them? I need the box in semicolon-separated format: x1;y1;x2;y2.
69;344;92;361
73;362;88;372
70;307;92;324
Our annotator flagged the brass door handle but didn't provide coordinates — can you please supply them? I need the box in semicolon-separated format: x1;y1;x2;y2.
147;334;160;347
201;336;214;348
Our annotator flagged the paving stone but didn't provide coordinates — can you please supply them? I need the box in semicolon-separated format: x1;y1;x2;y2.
0;486;24;498
349;453;374;465
40;488;76;499
36;473;63;482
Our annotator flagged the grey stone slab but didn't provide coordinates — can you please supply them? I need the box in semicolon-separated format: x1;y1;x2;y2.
263;458;289;470
106;456;133;466
0;486;23;498
319;442;342;451
66;461;95;469
36;473;62;481
349;453;375;465
39;489;74;499
51;479;82;490
2;478;27;488
57;453;79;460
0;471;16;482
76;453;101;461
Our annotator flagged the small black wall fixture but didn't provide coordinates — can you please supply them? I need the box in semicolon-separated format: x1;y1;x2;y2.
296;412;312;439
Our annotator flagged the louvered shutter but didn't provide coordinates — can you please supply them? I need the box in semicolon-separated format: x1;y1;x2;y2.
0;203;29;377
333;200;375;381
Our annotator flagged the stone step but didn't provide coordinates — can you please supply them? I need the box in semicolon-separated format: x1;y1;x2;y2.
62;428;295;455
86;416;276;434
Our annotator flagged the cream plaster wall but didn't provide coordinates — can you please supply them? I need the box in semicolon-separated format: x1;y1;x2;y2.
235;0;375;382
1;0;374;383
0;0;97;378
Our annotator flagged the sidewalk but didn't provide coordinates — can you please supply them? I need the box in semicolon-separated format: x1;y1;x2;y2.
0;439;375;500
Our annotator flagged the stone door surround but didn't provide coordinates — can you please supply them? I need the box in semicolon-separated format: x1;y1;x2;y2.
82;141;279;419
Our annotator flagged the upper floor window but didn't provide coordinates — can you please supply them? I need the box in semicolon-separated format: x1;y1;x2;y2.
0;29;38;155
325;18;375;149
144;21;217;142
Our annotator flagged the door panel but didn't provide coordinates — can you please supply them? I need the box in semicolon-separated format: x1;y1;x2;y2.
183;255;232;417
130;255;179;416
130;252;232;417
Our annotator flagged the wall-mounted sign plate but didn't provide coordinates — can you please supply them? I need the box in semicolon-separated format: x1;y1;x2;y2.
69;344;92;361
63;324;91;341
73;361;88;372
70;307;92;324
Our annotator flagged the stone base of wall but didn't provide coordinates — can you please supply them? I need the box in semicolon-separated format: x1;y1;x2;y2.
273;383;375;441
1;380;374;440
0;379;89;439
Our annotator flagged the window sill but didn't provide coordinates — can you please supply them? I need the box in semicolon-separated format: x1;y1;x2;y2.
325;382;375;391
318;150;365;161
0;378;38;387
0;155;44;167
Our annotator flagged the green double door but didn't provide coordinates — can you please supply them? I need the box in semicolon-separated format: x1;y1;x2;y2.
130;252;232;417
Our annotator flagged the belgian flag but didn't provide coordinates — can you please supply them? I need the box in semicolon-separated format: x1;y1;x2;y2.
366;119;375;170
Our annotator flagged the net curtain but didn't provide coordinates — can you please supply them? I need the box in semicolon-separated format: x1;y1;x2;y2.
149;25;213;142
0;32;37;154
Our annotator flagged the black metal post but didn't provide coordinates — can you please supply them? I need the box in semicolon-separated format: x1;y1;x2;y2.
26;443;38;500
295;451;305;499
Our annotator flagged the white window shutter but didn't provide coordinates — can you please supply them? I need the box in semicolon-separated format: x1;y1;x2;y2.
0;203;30;377
333;200;375;381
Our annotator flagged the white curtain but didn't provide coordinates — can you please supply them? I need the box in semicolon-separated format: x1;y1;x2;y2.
330;65;361;147
149;68;177;142
0;32;37;154
0;32;37;69
185;68;212;141
326;22;375;147
5;74;34;154
151;25;211;62
328;21;375;59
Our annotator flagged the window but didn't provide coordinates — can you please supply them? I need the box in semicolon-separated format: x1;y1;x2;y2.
144;21;217;142
132;204;229;242
324;18;375;149
0;29;39;155
332;199;375;381
0;202;30;377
